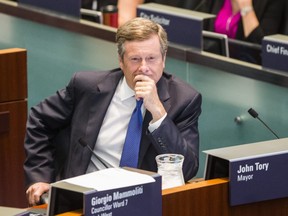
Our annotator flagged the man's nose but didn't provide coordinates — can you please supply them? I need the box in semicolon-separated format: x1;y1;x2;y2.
138;59;149;73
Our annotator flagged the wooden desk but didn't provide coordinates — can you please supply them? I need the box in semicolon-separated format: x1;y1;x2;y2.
163;179;229;216
162;178;288;216
0;48;28;208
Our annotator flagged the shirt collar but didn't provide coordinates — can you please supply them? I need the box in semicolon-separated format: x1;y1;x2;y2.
118;77;134;102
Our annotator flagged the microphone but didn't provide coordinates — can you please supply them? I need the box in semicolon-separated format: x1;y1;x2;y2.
78;138;109;168
248;108;279;139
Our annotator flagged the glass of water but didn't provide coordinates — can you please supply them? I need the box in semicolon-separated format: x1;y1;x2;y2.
155;154;185;189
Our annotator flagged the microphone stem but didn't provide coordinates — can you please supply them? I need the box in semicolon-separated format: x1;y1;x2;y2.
87;145;109;169
79;138;109;168
257;117;279;139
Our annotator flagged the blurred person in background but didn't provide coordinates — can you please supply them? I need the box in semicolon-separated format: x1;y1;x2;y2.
200;0;285;44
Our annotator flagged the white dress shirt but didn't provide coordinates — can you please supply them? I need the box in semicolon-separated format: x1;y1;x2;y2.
86;77;166;173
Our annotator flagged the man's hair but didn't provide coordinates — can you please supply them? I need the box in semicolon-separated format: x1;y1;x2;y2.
116;17;168;59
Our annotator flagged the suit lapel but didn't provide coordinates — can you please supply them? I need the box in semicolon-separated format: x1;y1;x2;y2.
84;71;123;150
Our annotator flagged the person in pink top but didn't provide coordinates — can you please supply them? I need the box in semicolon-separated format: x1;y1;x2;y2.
202;0;285;44
214;0;241;39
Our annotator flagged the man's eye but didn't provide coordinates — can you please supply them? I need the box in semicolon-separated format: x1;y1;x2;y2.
147;56;157;62
130;57;140;62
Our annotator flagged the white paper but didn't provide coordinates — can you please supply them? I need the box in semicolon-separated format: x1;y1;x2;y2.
63;168;155;191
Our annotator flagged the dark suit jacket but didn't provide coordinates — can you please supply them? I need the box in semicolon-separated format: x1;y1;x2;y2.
201;0;285;44
24;68;202;187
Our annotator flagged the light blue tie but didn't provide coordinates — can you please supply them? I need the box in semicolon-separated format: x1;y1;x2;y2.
120;99;143;168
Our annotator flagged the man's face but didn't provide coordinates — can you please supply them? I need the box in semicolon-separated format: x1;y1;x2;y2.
119;34;166;90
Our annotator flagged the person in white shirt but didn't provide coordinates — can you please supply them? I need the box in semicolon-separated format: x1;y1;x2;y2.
24;17;202;206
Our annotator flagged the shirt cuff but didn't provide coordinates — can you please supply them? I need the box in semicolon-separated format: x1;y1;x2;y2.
148;113;167;133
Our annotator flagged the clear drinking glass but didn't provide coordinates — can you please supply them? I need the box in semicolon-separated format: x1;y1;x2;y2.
155;154;185;189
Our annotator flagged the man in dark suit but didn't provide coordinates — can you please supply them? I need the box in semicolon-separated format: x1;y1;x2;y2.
24;17;202;206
